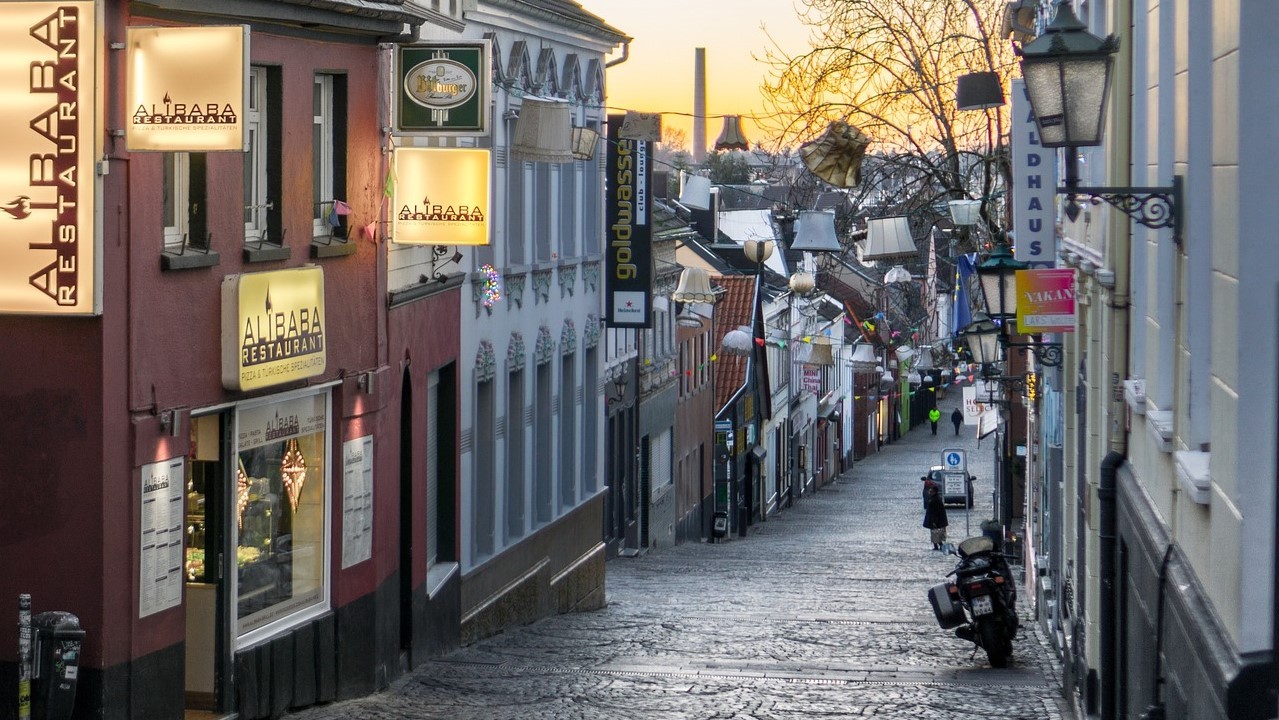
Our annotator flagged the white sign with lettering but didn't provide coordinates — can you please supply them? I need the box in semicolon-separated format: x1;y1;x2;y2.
1011;79;1058;264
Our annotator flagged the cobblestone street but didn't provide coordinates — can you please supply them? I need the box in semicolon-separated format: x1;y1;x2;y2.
285;397;1076;719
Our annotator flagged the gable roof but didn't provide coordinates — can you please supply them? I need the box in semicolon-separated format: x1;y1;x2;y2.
712;275;757;414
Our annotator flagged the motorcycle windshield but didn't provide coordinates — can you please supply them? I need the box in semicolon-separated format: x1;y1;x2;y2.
958;536;996;557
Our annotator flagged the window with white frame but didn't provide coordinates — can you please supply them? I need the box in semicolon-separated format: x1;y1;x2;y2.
312;75;334;239
243;66;274;245
162;152;208;254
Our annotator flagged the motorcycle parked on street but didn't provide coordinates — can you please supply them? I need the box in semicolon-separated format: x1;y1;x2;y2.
927;535;1019;667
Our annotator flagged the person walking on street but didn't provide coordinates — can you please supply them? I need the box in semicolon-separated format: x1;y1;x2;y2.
928;407;941;435
921;474;939;509
951;407;963;435
923;486;949;550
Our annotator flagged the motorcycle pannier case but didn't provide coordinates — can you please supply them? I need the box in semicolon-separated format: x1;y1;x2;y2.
929;583;965;629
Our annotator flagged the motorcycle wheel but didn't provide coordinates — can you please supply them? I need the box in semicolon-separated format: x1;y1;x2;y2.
979;622;1009;668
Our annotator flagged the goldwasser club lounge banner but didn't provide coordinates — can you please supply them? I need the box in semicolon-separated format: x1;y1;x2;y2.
604;114;652;329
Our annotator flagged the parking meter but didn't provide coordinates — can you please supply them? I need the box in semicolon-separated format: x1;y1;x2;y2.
31;611;83;720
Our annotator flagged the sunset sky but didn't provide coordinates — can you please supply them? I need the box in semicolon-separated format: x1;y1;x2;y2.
577;0;813;151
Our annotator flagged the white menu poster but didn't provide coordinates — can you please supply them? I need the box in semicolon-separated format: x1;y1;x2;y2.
341;436;374;568
140;457;185;617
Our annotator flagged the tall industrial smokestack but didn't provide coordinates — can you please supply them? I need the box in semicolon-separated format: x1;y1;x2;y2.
693;47;706;164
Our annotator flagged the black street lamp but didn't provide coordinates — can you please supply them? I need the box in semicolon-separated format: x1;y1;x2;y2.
1018;0;1182;243
974;235;1064;367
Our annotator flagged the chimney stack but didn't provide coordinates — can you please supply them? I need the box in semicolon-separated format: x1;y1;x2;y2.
693;47;706;164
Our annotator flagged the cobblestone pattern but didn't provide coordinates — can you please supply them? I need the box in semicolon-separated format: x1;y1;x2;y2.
285;398;1075;720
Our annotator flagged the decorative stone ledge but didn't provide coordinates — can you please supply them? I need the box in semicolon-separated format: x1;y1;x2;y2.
1146;410;1173;453
1174;450;1211;505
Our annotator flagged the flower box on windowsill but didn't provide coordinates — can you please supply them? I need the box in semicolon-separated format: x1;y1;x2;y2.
161;249;220;271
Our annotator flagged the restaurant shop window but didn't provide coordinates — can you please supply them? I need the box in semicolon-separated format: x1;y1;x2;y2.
235;390;330;638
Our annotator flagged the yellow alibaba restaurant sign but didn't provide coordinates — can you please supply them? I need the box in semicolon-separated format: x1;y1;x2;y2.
222;267;327;392
126;25;248;152
392;147;491;246
0;2;100;315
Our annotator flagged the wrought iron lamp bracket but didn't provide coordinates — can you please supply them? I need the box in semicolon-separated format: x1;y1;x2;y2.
1060;175;1182;246
1002;338;1063;368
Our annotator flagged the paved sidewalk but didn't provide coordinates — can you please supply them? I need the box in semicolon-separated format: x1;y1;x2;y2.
285;394;1076;719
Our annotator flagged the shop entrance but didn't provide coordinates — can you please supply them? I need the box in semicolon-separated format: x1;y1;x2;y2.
184;411;234;716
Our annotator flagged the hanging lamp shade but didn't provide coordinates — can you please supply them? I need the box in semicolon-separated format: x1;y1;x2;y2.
863;216;916;260
676;306;704;328
671;266;718;304
807;338;834;366
619;111;662;142
956;72;1006;110
798;120;872;188
789;210;842;253
907;369;923;388
721;325;754;355
879;370;895;392
850;343;878;370
678;173;713;211
948;199;982;226
743;238;775;264
915;346;936;370
789;271;816;296
511;98;575;163
894;345;915;363
1002;0;1038;43
714;115;749;151
570;126;599;160
884;265;913;284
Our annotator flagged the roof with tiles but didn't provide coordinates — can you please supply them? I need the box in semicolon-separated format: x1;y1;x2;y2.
711;275;757;414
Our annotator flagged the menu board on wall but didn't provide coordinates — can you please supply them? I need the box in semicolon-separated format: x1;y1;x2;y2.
140;456;185;618
341;436;374;568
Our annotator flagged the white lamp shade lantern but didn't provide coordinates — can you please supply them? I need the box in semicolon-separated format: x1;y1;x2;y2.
863;216;916;260
961;313;1003;365
915;346;936;370
879;370;895;392
743;238;775;264
1002;0;1039;43
789;271;816;296
884;265;913;284
721;325;754;355
671;267;718;304
678;173;713;211
894;345;915;363
676;307;704;328
907;369;923;387
510;98;575;163
1018;0;1119;148
789;210;842;253
948;199;982;226
850;343;878;370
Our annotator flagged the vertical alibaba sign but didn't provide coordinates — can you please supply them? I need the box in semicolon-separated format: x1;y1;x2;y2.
0;3;99;315
605;115;652;328
1011;79;1058;264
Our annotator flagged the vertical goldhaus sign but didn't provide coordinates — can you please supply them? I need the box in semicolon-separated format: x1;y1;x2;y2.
0;2;100;315
125;25;248;152
221;267;327;392
391;147;490;246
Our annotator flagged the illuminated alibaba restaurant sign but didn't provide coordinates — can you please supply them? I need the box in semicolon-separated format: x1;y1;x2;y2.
0;2;100;315
221;267;327;392
391;147;490;246
126;25;248;152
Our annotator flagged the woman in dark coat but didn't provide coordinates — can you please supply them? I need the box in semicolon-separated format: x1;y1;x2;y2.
923;486;949;550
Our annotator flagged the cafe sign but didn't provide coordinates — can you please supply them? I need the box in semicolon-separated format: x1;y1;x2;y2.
395;41;491;135
0;2;100;315
391;147;490;246
126;25;248;151
222;266;327;392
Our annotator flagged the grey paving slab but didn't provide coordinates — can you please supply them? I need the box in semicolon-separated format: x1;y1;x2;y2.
284;397;1075;720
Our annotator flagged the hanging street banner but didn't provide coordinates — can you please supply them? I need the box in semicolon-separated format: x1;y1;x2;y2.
1011;79;1058;264
1016;268;1076;333
395;41;491;136
0;2;100;315
126;25;248;151
392;147;491;246
604;114;652;328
